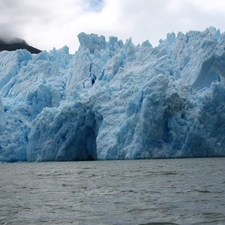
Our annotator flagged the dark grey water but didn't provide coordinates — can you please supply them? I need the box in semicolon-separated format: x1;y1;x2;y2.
0;158;225;225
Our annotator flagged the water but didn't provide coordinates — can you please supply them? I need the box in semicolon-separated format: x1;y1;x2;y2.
0;158;225;225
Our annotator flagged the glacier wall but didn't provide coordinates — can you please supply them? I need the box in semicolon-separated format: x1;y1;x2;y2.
1;27;225;162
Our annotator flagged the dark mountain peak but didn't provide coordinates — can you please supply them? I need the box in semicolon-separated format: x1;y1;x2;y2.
0;37;41;54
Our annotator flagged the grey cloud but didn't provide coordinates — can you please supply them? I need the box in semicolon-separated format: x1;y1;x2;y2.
115;0;173;45
0;0;54;42
0;25;19;42
1;0;225;52
115;0;225;46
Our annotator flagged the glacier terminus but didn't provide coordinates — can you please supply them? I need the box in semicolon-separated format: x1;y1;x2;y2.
1;27;225;162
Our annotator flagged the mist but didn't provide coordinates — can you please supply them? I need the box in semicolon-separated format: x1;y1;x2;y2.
0;23;27;44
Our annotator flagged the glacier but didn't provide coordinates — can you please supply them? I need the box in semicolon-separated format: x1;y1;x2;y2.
1;27;225;162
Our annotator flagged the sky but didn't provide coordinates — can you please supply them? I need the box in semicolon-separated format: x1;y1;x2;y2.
1;0;225;53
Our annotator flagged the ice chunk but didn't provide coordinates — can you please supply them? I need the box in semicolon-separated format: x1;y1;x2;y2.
78;32;106;54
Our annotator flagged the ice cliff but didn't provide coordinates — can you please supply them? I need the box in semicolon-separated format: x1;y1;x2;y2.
1;27;225;162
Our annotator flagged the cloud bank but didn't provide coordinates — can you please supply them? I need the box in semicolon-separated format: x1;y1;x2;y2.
1;0;225;53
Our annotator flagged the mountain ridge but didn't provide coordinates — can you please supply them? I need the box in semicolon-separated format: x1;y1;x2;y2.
0;38;41;54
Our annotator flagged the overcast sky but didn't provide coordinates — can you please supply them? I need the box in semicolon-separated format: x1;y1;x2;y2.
1;0;225;53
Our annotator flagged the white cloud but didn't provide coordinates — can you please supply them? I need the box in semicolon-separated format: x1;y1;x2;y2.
1;0;225;53
187;0;225;12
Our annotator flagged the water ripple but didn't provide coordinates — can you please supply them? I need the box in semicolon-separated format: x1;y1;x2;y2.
0;158;225;225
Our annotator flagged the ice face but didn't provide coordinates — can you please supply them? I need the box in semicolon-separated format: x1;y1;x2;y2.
1;27;225;162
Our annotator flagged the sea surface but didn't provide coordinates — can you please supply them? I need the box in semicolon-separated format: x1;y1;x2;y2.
0;158;225;225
